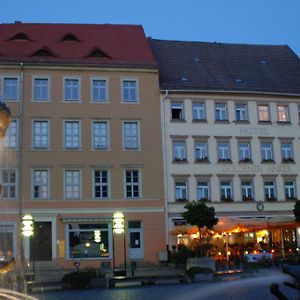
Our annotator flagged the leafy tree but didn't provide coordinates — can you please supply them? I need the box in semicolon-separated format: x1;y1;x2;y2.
182;201;218;256
182;201;218;230
293;200;300;222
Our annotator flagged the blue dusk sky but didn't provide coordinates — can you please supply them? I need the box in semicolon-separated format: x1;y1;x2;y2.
2;0;300;56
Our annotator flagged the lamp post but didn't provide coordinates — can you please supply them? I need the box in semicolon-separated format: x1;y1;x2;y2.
112;211;126;276
21;214;34;279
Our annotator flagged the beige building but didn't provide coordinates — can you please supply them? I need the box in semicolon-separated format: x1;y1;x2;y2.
0;23;165;269
149;39;300;254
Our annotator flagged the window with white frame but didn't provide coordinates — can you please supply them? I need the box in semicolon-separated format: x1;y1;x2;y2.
33;120;49;149
284;180;296;200
215;103;228;121
261;142;273;161
65;170;80;199
220;181;232;200
264;181;276;199
217;142;231;160
238;142;251;161
33;78;49;101
67;223;110;259
195;141;208;161
94;170;109;199
4;120;18;149
92;121;108;150
64;121;80;149
241;181;253;200
175;180;188;201
197;181;209;201
33;170;49;199
3;77;18;100
92;79;107;102
192;102;206;121
0;170;16;199
173;141;186;161
171;102;184;120
235;103;248;121
125;170;140;198
122;80;137;102
123;122;139;150
64;78;80;101
281;142;293;161
277;105;290;122
258;104;270;122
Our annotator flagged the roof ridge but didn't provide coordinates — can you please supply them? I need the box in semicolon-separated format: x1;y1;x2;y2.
1;22;143;27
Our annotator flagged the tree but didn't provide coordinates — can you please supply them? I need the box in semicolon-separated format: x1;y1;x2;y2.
293;200;300;222
182;201;218;256
182;201;218;230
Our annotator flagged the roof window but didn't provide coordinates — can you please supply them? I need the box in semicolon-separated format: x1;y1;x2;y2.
8;32;30;41
32;48;55;57
86;48;110;59
61;33;79;42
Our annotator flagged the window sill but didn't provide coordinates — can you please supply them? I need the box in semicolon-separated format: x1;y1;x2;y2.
192;119;207;123
121;100;140;104
221;197;233;202
170;119;186;123
242;197;254;202
215;120;229;124
265;197;277;202
176;199;188;203
173;159;188;163
217;159;232;163
277;121;291;125
261;160;275;164
198;198;210;202
239;159;253;163
285;197;298;201
195;159;210;163
258;121;271;124
233;120;250;124
282;159;295;163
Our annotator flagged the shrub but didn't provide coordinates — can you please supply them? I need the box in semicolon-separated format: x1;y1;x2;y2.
61;269;105;289
186;266;213;279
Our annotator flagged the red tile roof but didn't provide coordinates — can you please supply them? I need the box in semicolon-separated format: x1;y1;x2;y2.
0;23;156;67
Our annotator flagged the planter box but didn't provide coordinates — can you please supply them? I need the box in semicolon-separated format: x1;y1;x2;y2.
186;257;216;272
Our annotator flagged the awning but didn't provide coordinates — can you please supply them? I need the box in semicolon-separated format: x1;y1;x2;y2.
170;224;198;235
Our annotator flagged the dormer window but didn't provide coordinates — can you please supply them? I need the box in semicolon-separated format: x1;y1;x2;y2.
32;48;54;57
61;33;79;42
86;48;110;59
8;32;30;41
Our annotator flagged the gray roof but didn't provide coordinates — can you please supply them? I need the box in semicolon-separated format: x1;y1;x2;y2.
149;39;300;95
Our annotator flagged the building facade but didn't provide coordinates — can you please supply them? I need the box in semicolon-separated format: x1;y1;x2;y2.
0;23;165;268
149;39;300;254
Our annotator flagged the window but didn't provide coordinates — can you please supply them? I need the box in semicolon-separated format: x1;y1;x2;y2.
241;181;253;200
258;105;270;122
195;141;208;161
94;170;109;199
197;181;209;201
281;142;293;161
33;121;49;149
277;105;289;122
92;79;107;102
215;103;228;121
0;225;15;261
192;103;206;121
64;78;80;101
217;142;231;161
122;80;137;102
33;78;49;101
171;102;184;120
238;142;251;161
65;170;80;199
125;170;140;198
220;181;232;200
0;170;16;199
235;104;248;121
264;181;276;200
123;122;139;150
67;223;110;259
261;142;273;161
284;181;296;200
4;120;18;149
92;121;108;150
33;170;49;199
175;180;188;201
298;105;300;123
64;121;80;149
173;141;186;161
3;77;18;100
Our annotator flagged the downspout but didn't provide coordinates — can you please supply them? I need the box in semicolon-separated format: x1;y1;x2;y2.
161;90;170;253
18;62;25;262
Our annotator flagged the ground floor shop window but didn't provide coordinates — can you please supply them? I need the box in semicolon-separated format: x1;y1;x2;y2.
67;223;111;259
0;225;14;261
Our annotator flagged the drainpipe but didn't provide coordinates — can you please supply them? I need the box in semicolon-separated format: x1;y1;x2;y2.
161;90;170;254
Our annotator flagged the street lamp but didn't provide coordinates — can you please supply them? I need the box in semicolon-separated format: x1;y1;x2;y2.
112;212;126;276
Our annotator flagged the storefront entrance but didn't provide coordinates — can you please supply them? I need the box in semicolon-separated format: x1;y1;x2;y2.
30;222;52;261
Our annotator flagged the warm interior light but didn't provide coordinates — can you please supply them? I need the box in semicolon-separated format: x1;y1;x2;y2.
0;102;11;138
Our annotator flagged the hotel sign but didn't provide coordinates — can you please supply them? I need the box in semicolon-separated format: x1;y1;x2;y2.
220;164;294;174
